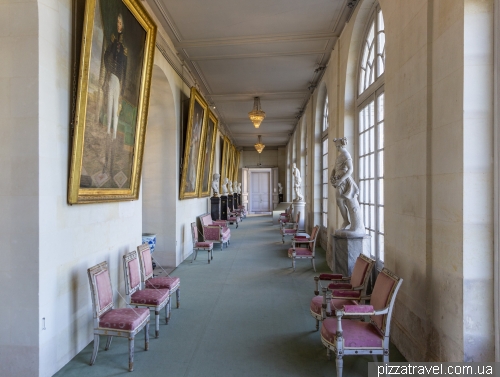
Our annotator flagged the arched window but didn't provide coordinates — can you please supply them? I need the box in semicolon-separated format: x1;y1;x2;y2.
322;96;329;228
357;4;385;268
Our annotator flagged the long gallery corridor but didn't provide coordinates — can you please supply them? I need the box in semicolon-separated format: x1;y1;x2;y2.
55;215;403;377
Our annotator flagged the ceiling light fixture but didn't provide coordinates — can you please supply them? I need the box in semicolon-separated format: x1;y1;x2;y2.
248;97;266;128
254;135;265;154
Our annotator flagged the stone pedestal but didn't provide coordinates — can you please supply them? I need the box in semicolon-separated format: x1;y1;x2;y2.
292;201;306;231
330;234;371;275
220;196;228;220
228;194;234;212
279;194;283;203
233;193;238;208
237;193;241;206
210;196;220;221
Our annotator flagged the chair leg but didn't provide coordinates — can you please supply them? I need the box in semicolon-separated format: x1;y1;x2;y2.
89;334;100;366
312;258;316;272
191;249;198;263
383;351;389;363
128;336;134;372
315;319;319;331
176;288;180;308
145;322;150;350
104;335;113;350
155;309;160;338
292;257;296;271
220;242;223;251
336;355;343;377
166;298;171;323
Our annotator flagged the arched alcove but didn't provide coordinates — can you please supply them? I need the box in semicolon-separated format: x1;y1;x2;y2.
142;64;177;267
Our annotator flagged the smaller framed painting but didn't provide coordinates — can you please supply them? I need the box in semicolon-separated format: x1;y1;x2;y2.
180;87;209;199
198;110;218;197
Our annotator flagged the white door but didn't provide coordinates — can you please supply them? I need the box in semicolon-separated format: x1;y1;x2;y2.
250;172;270;212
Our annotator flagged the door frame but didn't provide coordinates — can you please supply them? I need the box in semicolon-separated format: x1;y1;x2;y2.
248;168;273;213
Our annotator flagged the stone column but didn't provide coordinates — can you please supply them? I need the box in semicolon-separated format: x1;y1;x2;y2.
293;201;306;232
330;234;371;275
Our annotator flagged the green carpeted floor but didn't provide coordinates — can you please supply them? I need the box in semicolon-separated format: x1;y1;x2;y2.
55;215;404;376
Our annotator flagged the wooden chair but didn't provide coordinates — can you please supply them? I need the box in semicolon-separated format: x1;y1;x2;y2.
137;244;181;309
87;261;150;372
310;254;375;330
123;250;170;338
191;222;214;263
320;268;403;377
199;213;231;250
287;224;318;271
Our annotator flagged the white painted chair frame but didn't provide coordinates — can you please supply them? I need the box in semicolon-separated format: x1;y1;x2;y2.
123;250;171;338
87;261;150;372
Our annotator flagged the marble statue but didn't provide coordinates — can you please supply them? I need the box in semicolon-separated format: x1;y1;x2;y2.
278;183;283;194
238;183;242;194
228;180;233;195
233;180;238;194
331;137;365;236
292;163;303;202
211;173;220;197
221;178;228;195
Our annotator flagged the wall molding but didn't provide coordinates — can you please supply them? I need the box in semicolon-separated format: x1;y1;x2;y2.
494;0;500;362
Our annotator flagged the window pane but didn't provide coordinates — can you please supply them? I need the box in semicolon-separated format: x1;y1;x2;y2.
369;127;375;152
379;179;384;205
378;122;384;150
378;234;385;262
378;150;384;177
323;169;328;185
370;207;375;233
323;154;328;168
378;93;385;121
323;198;328;211
369;179;375;202
370;231;376;256
323;184;328;198
378;207;384;233
378;9;385;31
323;213;327;227
369;154;375;178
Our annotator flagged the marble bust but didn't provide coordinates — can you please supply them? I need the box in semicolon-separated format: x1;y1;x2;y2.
292;163;303;202
331;137;365;237
228;180;233;195
238;183;242;194
221;178;228;195
278;183;283;194
211;173;220;197
233;180;238;195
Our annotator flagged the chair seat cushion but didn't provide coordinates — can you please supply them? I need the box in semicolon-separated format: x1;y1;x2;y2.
319;273;344;280
288;247;312;257
146;276;180;290
131;288;170;306
195;241;213;249
321;317;383;348
310;296;356;315
99;308;149;331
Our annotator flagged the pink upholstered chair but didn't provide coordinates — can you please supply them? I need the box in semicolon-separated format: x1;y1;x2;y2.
280;211;300;243
199;213;231;250
310;254;375;330
320;268;403;377
123;250;170;338
287;224;318;271
279;204;293;224
191;222;214;263
87;261;150;372
137;244;181;309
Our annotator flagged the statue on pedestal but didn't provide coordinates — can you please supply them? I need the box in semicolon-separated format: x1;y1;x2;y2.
292;163;303;202
238;183;242;194
221;178;228;195
278;183;283;194
233;180;238;194
211;173;220;197
228;180;233;195
331;137;365;236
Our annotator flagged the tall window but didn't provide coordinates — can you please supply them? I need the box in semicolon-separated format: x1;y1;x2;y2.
358;5;385;267
322;96;329;228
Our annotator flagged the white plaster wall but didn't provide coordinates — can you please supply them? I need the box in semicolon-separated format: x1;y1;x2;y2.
241;149;278;167
0;0;40;376
36;1;143;376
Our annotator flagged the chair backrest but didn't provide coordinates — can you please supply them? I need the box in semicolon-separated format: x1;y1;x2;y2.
203;225;221;242
350;254;375;288
137;243;154;282
370;268;403;336
123;250;142;295
87;261;114;319
200;213;213;227
308;225;319;252
191;222;198;244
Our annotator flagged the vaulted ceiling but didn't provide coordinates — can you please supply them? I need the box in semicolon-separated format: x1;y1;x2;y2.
147;0;357;148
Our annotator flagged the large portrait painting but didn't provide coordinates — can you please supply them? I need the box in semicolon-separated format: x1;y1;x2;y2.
198;110;218;197
68;0;156;204
180;87;209;199
220;136;230;183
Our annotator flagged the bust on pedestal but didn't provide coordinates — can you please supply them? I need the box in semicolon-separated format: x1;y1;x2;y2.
328;137;370;274
210;173;220;221
278;183;283;203
220;177;228;220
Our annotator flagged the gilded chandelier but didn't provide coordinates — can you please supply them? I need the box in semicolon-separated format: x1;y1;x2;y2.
254;135;265;154
248;97;266;128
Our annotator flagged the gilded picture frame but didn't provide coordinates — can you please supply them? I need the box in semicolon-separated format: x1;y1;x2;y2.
221;136;230;183
68;0;156;204
198;110;218;197
233;149;240;182
180;87;209;199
